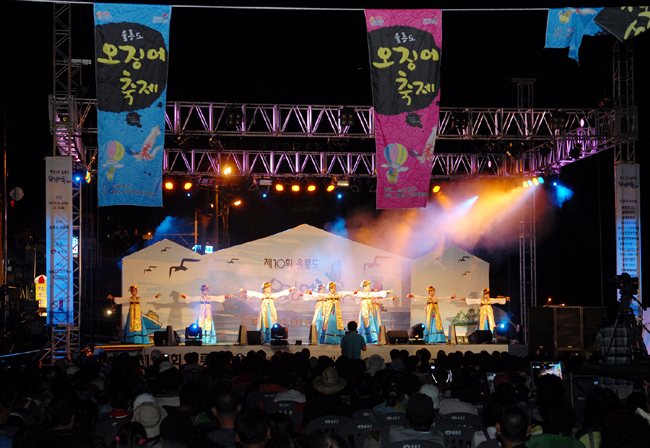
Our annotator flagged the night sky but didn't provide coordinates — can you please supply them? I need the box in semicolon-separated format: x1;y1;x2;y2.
2;1;648;321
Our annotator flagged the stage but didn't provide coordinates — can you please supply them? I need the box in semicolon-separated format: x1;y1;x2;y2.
95;342;528;368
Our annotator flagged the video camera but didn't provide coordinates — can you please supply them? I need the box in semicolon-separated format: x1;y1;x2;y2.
613;273;639;297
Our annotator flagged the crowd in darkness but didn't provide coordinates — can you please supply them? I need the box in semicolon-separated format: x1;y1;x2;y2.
0;347;649;448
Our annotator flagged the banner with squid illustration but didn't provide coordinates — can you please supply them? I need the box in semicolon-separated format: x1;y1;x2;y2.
365;9;442;209
94;3;171;206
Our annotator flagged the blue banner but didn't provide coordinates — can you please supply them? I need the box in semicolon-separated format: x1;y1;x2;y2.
545;8;603;62
94;3;171;207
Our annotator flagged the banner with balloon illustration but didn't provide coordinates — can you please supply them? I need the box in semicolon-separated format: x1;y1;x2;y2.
365;9;442;209
94;3;171;207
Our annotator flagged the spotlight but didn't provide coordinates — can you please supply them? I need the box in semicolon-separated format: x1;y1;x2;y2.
258;178;273;187
569;142;583;159
409;323;426;344
540;141;555;157
336;179;350;187
550;110;567;131
326;180;336;192
226;108;242;129
337;193;343;199
452;112;470;130
341;108;356;127
164;181;174;190
523;180;529;188
85;171;92;183
350;185;360;193
291;183;300;192
494;321;516;341
185;323;203;346
233;199;242;206
432;185;441;194
532;178;539;186
223;166;232;175
275;183;285;192
271;323;289;346
307;184;316;192
183;181;193;190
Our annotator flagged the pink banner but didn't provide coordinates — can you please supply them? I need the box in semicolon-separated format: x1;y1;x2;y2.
365;10;442;209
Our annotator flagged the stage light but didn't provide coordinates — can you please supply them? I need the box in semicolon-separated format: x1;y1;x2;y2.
262;192;268;198
337;193;343;199
350;185;360;193
537;177;544;184
74;173;82;182
258;178;273;187
341;108;356;127
523;180;529;188
326;182;336;192
526;180;533;187
494;321;516;341
205;245;214;254
183;181;193;190
275;183;284;192
271;323;289;346
85;171;92;183
233;199;242;206
192;245;202;252
185;323;203;346
307;184;316;192
291;184;300;192
532;178;539;186
550;110;567;131
432;185;441;194
452;111;470;130
569;142;583;159
336;179;350;188
165;181;174;190
223;166;232;175
409;323;426;344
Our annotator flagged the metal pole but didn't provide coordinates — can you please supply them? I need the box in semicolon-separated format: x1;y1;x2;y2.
3;114;8;337
214;188;219;250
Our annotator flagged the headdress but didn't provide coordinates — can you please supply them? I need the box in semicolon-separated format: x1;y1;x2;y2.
129;285;137;292
327;281;336;290
261;281;272;291
360;280;371;288
426;285;435;291
482;288;490;295
201;284;209;290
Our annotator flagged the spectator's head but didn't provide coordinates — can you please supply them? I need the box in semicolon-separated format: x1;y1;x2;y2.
184;352;199;365
389;349;400;361
482;391;516;428
115;422;149;448
600;410;650;448
313;367;347;396
212;385;242;420
304;431;349;448
539;401;576;436
347;321;358;332
48;396;76;428
132;400;163;439
365;354;386;376
496;405;530;446
159;413;193;448
419;384;440;410
583;387;621;428
406;393;435;429
535;372;564;406
235;408;270;448
431;368;452;393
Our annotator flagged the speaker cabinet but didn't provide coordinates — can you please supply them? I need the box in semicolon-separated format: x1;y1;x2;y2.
468;330;493;344
387;330;409;345
247;331;262;345
528;306;605;354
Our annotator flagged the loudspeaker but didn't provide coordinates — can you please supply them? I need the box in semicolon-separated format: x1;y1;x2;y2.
166;326;179;346
153;331;167;346
555;307;581;349
247;331;262;345
528;306;606;354
387;330;409;345
468;330;493;344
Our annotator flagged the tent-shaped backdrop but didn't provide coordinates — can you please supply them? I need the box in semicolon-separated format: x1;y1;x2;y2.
120;224;492;344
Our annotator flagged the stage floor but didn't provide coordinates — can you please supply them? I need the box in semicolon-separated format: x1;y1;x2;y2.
95;342;528;367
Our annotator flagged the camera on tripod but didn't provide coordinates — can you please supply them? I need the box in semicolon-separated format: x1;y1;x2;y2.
613;273;639;297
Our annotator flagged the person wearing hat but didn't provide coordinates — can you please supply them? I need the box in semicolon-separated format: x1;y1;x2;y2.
307;284;327;343
407;285;456;344
351;280;394;344
302;367;352;426
179;285;230;344
239;282;296;344
464;288;508;333
132;400;163;441
109;285;162;344
304;282;355;344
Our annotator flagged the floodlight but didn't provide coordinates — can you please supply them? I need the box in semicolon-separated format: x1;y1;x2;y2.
271;323;289;346
409;323;426;344
185;323;203;346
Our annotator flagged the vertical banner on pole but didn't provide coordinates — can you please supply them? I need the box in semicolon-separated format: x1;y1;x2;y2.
94;3;171;207
45;157;73;325
365;10;442;209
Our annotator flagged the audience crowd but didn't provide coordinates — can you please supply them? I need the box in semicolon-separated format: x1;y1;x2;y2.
0;346;649;448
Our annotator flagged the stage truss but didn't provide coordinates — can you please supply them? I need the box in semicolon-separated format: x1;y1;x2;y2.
47;3;638;357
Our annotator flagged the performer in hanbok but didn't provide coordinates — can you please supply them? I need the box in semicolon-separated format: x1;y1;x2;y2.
304;282;355;344
407;286;456;344
304;284;327;344
464;288;508;333
108;285;161;344
179;284;230;345
240;282;296;344
352;280;394;344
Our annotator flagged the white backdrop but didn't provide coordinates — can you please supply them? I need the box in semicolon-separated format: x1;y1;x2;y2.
120;224;493;343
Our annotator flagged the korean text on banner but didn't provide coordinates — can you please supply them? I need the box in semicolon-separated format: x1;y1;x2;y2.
45;157;73;325
365;10;441;210
94;3;171;207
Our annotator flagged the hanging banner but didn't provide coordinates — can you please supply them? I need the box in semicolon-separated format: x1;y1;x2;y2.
94;3;171;207
365;10;442;209
545;8;604;62
45;157;73;325
615;163;642;298
594;7;650;41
